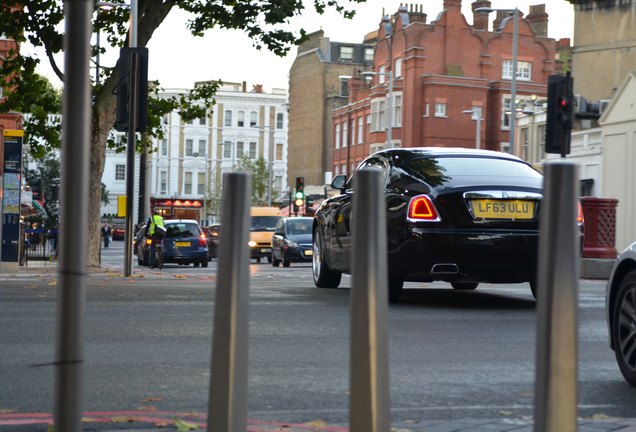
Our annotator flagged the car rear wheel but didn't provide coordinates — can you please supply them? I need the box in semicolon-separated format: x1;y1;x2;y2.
312;228;341;288
451;282;479;290
389;274;404;302
283;258;290;268
612;270;636;387
202;259;208;268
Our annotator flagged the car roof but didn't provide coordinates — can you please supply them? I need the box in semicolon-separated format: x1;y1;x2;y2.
165;219;199;224
374;147;523;162
282;217;312;222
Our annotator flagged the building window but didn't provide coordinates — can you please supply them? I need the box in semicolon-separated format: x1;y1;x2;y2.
435;103;446;117
379;100;385;130
185;139;193;156
342;121;348;147
335;123;341;149
237;111;245;127
424;103;429;117
379;65;386;84
236;142;244;159
276;113;284;129
341;164;347;176
340;46;354;60
223;141;232;159
199;117;206;126
351;162;355;174
538;125;546;161
394;93;402;127
249;142;256;159
502;60;531;81
225;110;232;127
334;165;339;176
115;164;125;181
184;172;193;195
365;47;374;62
161;139;168;156
521;128;529;161
160;171;167;194
198;140;206;156
198;172;205;195
340;79;349;97
394;57;402;78
186;119;193;125
274;175;282;192
276;143;283;161
250;111;257;127
357;116;363;144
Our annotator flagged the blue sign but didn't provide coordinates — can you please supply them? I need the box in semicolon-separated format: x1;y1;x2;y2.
2;130;23;263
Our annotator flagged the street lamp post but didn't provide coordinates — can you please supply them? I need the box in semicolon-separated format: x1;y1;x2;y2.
252;124;275;207
475;6;518;155
361;71;393;149
462;107;482;149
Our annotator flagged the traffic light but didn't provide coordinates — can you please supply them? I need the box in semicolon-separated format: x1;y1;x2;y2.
31;179;44;201
546;74;574;155
115;47;149;133
295;177;304;208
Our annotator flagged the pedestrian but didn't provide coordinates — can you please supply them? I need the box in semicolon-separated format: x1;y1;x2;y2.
49;224;58;252
102;222;111;249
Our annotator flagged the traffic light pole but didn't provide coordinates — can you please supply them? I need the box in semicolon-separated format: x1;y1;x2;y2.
123;51;139;277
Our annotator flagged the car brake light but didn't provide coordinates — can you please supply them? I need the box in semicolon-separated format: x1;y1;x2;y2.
577;202;584;223
199;238;206;246
408;195;440;222
146;239;152;245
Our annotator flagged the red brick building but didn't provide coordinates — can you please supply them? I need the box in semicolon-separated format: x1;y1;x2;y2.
0;34;22;135
333;0;557;174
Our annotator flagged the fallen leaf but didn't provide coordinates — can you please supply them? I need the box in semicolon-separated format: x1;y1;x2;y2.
0;409;15;413
111;416;137;423
25;285;38;289
175;275;186;279
137;406;156;411
180;413;203;417
305;420;326;427
141;397;164;402
156;422;169;427
38;295;46;298
499;411;513;416
420;284;428;287
110;274;116;277
82;417;99;422
402;419;421;423
48;282;57;286
105;279;111;282
94;284;105;287
156;273;162;275
138;274;145;278
265;283;272;286
173;418;200;430
42;279;46;281
588;413;614;420
129;280;137;283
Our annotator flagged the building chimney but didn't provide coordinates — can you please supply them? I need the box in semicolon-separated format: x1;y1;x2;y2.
471;0;491;30
492;10;510;31
407;3;427;23
443;0;462;10
242;81;247;92
526;4;548;37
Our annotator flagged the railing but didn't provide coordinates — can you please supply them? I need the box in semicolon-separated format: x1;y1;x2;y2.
23;229;58;264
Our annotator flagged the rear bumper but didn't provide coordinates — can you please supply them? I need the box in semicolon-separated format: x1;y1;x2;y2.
164;247;208;262
388;228;539;283
283;246;313;263
250;246;272;258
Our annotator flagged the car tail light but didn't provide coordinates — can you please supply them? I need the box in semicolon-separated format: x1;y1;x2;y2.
408;195;441;222
199;235;206;246
146;239;152;245
577;202;584;224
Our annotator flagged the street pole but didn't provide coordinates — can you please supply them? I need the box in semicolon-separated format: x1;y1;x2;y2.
476;107;481;149
510;8;518;155
387;71;393;149
54;0;92;431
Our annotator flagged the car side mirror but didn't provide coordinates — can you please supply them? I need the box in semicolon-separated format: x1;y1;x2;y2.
331;175;347;193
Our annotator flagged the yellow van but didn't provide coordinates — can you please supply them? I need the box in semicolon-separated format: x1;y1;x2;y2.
249;207;282;263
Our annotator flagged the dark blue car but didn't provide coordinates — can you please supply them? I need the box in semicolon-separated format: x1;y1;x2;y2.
139;219;209;268
271;217;313;267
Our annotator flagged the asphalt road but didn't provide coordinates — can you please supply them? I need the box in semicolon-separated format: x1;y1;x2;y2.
2;240;636;430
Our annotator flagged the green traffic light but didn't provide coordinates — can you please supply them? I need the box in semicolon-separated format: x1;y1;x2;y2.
295;191;304;199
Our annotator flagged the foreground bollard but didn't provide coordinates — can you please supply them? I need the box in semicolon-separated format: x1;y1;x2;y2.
54;1;92;432
350;169;391;432
207;173;252;432
534;161;579;432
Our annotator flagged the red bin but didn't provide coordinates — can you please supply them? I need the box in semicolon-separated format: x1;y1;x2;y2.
581;197;618;259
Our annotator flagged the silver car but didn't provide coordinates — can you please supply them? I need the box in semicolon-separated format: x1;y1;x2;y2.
606;240;636;387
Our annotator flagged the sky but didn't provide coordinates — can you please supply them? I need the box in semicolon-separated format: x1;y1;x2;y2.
25;0;575;93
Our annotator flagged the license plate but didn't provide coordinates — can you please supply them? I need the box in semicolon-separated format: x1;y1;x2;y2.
175;242;191;247
470;200;535;220
261;248;271;253
304;250;313;256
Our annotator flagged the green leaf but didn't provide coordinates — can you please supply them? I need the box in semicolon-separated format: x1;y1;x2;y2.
173;418;200;431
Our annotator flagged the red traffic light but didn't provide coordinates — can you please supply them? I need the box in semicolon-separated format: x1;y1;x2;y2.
558;96;570;111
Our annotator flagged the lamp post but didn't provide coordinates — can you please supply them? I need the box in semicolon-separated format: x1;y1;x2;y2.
361;70;393;149
475;6;518;155
462;107;482;149
252;124;275;207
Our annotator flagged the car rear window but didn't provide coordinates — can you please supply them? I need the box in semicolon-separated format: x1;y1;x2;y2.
166;223;200;238
287;220;312;235
403;156;541;186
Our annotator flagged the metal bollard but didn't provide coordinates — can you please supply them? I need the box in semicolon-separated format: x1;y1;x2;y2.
350;169;391;432
54;1;92;431
207;173;252;432
534;161;579;432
